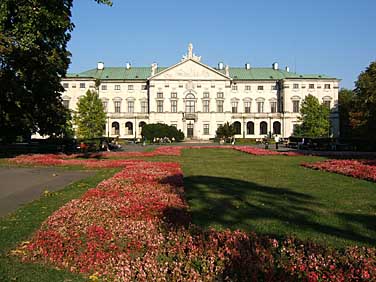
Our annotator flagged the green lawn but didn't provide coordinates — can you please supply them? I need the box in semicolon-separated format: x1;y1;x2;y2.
171;148;376;248
1;148;376;281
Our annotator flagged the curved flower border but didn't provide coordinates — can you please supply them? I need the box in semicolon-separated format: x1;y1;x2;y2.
11;158;376;281
301;159;376;182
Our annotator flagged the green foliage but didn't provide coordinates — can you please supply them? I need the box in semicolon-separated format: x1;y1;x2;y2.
338;88;355;138
293;95;330;137
0;0;111;143
216;122;235;140
141;123;184;142
73;90;106;139
349;61;376;140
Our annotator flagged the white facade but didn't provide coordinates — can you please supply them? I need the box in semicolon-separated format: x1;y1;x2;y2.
61;44;340;140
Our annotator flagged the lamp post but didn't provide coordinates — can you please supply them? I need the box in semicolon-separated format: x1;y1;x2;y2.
134;115;137;143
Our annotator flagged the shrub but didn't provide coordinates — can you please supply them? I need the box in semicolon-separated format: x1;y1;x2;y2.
141;123;184;142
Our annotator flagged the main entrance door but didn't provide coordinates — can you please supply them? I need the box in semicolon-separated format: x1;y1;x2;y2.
187;123;194;138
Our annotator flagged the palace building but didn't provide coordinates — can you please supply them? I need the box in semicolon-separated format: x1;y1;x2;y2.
61;44;340;140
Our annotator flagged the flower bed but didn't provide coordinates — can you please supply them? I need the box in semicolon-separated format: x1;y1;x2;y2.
13;160;376;281
233;146;301;156
301;159;376;182
8;146;302;168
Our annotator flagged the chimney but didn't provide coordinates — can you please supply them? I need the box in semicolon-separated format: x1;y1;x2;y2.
218;62;224;70
125;62;131;70
285;66;290;72
272;62;279;70
245;63;251;70
97;62;104;70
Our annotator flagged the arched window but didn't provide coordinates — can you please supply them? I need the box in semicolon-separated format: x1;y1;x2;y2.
233;121;241;135
260;121;268;135
125;122;133;135
185;93;196;113
139;121;146;128
112;122;120;136
273;121;281;135
247;121;254;135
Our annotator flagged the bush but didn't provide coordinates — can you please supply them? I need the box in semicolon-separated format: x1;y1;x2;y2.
141;123;184;142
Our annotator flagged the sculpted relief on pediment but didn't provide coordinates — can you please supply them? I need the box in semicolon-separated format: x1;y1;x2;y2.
154;60;228;80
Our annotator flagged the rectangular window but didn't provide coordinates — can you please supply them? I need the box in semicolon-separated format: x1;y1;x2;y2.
115;85;121;90
63;83;69;89
245;85;251;91
244;101;251;113
231;101;238;113
203;92;209;98
101;85;107;90
270;102;277;113
293;100;300;113
157;92;163;98
293;83;299;89
203;124;210;135
62;100;69;108
211;84;215;88
80;83;85;89
197;84;201;88
232;85;238;91
179;85;183;88
141;101;148;113
171;100;177;112
257;102;264;113
309;84;315;89
128;85;134;90
257;85;264;91
217;92;224;99
171;92;177;98
114;101;121;113
102;101;108;112
203;100;210;112
128;101;134;113
165;84;169;88
71;84;76;88
217;100;224;113
157;101;164;113
324;84;331;89
271;85;278;90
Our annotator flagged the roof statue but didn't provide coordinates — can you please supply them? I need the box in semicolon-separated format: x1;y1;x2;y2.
151;63;158;76
182;43;201;62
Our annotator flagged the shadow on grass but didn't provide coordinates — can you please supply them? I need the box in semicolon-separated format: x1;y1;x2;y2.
184;175;376;246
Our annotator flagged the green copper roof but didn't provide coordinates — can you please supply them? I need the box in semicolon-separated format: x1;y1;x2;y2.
66;66;335;81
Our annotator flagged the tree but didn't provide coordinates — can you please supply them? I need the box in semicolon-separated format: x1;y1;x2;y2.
73;90;106;139
293;94;330;137
216;122;235;141
338;88;355;138
349;61;376;140
0;0;111;143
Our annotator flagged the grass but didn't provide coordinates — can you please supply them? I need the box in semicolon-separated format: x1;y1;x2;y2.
0;169;119;282
1;147;376;280
171;148;376;248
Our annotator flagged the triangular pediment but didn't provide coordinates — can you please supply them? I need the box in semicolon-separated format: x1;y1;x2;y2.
149;59;231;81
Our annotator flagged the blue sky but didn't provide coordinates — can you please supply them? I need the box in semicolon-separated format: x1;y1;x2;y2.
68;0;376;89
